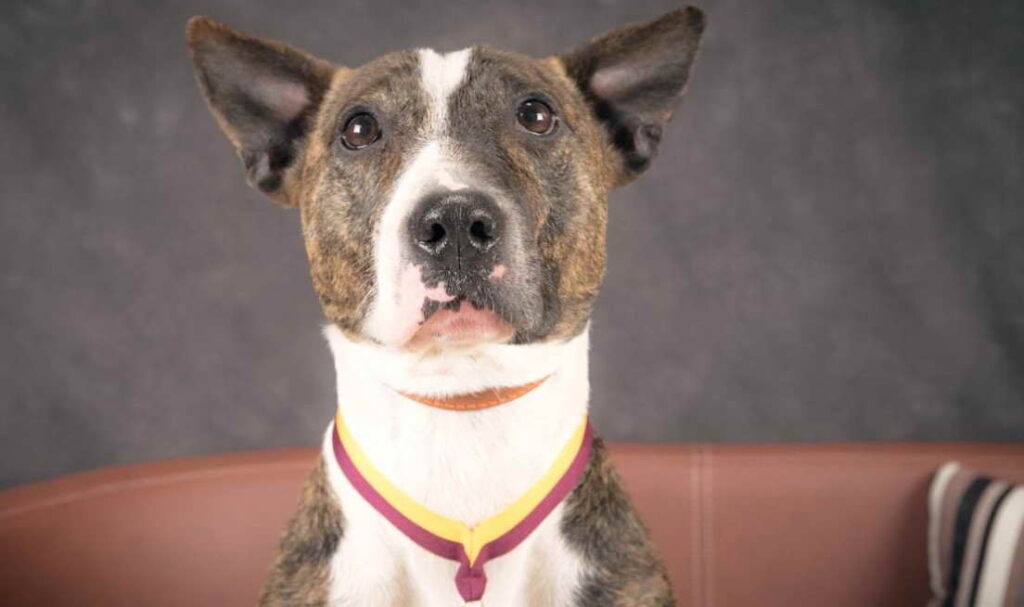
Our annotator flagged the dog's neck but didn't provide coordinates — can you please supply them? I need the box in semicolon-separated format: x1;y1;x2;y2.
323;326;590;525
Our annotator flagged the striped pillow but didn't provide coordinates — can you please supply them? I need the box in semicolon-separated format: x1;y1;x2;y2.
928;462;1024;607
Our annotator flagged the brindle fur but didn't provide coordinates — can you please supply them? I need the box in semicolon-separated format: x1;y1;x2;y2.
301;53;427;334
188;7;703;606
259;457;344;607
562;438;674;606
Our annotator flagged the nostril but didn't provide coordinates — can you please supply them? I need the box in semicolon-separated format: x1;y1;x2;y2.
418;222;447;253
469;220;492;244
424;223;446;245
467;214;499;251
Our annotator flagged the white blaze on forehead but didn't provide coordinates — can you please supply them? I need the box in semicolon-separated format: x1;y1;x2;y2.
418;48;472;130
417;47;473;191
364;48;474;346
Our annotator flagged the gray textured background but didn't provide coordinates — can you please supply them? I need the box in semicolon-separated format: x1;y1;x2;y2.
2;0;1022;488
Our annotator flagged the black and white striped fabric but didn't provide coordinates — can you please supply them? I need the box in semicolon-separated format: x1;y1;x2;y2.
928;462;1024;607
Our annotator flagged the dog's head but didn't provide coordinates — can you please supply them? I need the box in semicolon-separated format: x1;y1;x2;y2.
187;8;703;352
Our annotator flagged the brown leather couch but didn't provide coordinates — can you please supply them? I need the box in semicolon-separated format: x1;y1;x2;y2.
2;443;1023;606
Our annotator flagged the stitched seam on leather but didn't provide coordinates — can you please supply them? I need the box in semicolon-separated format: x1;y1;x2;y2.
690;448;703;607
702;446;715;607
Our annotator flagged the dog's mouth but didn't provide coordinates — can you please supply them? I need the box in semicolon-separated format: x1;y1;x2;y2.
405;297;515;351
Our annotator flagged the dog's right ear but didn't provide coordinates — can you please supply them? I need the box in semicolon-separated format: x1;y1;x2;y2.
186;17;336;207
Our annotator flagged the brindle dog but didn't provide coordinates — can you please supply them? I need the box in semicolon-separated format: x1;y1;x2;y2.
187;6;704;605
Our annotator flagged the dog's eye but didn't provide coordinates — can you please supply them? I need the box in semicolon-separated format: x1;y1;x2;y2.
517;100;556;135
341;113;381;150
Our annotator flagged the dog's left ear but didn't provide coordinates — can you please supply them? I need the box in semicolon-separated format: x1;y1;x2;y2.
186;17;337;207
559;7;705;185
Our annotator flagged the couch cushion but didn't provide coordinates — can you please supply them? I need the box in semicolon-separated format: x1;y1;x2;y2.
2;443;1024;606
928;462;1024;607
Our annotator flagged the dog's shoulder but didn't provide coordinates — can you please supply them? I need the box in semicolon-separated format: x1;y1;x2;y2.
259;456;344;607
561;437;676;606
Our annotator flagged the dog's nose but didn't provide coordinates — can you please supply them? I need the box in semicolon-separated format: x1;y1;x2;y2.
409;191;503;269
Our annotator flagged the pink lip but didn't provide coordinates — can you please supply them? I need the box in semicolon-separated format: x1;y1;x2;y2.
406;304;514;350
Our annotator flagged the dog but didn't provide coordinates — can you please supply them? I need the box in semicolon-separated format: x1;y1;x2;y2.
187;6;704;605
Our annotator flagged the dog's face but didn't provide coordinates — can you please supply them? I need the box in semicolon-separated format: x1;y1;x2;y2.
188;8;703;351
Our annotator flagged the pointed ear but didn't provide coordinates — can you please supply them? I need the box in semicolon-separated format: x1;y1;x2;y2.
559;7;705;184
186;17;336;206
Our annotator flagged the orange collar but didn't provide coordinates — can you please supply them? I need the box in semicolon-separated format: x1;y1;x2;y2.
397;376;549;411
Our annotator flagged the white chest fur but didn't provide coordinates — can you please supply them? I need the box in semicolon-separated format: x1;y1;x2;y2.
321;327;591;606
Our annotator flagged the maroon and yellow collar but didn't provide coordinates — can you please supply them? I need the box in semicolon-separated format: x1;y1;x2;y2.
331;406;592;602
